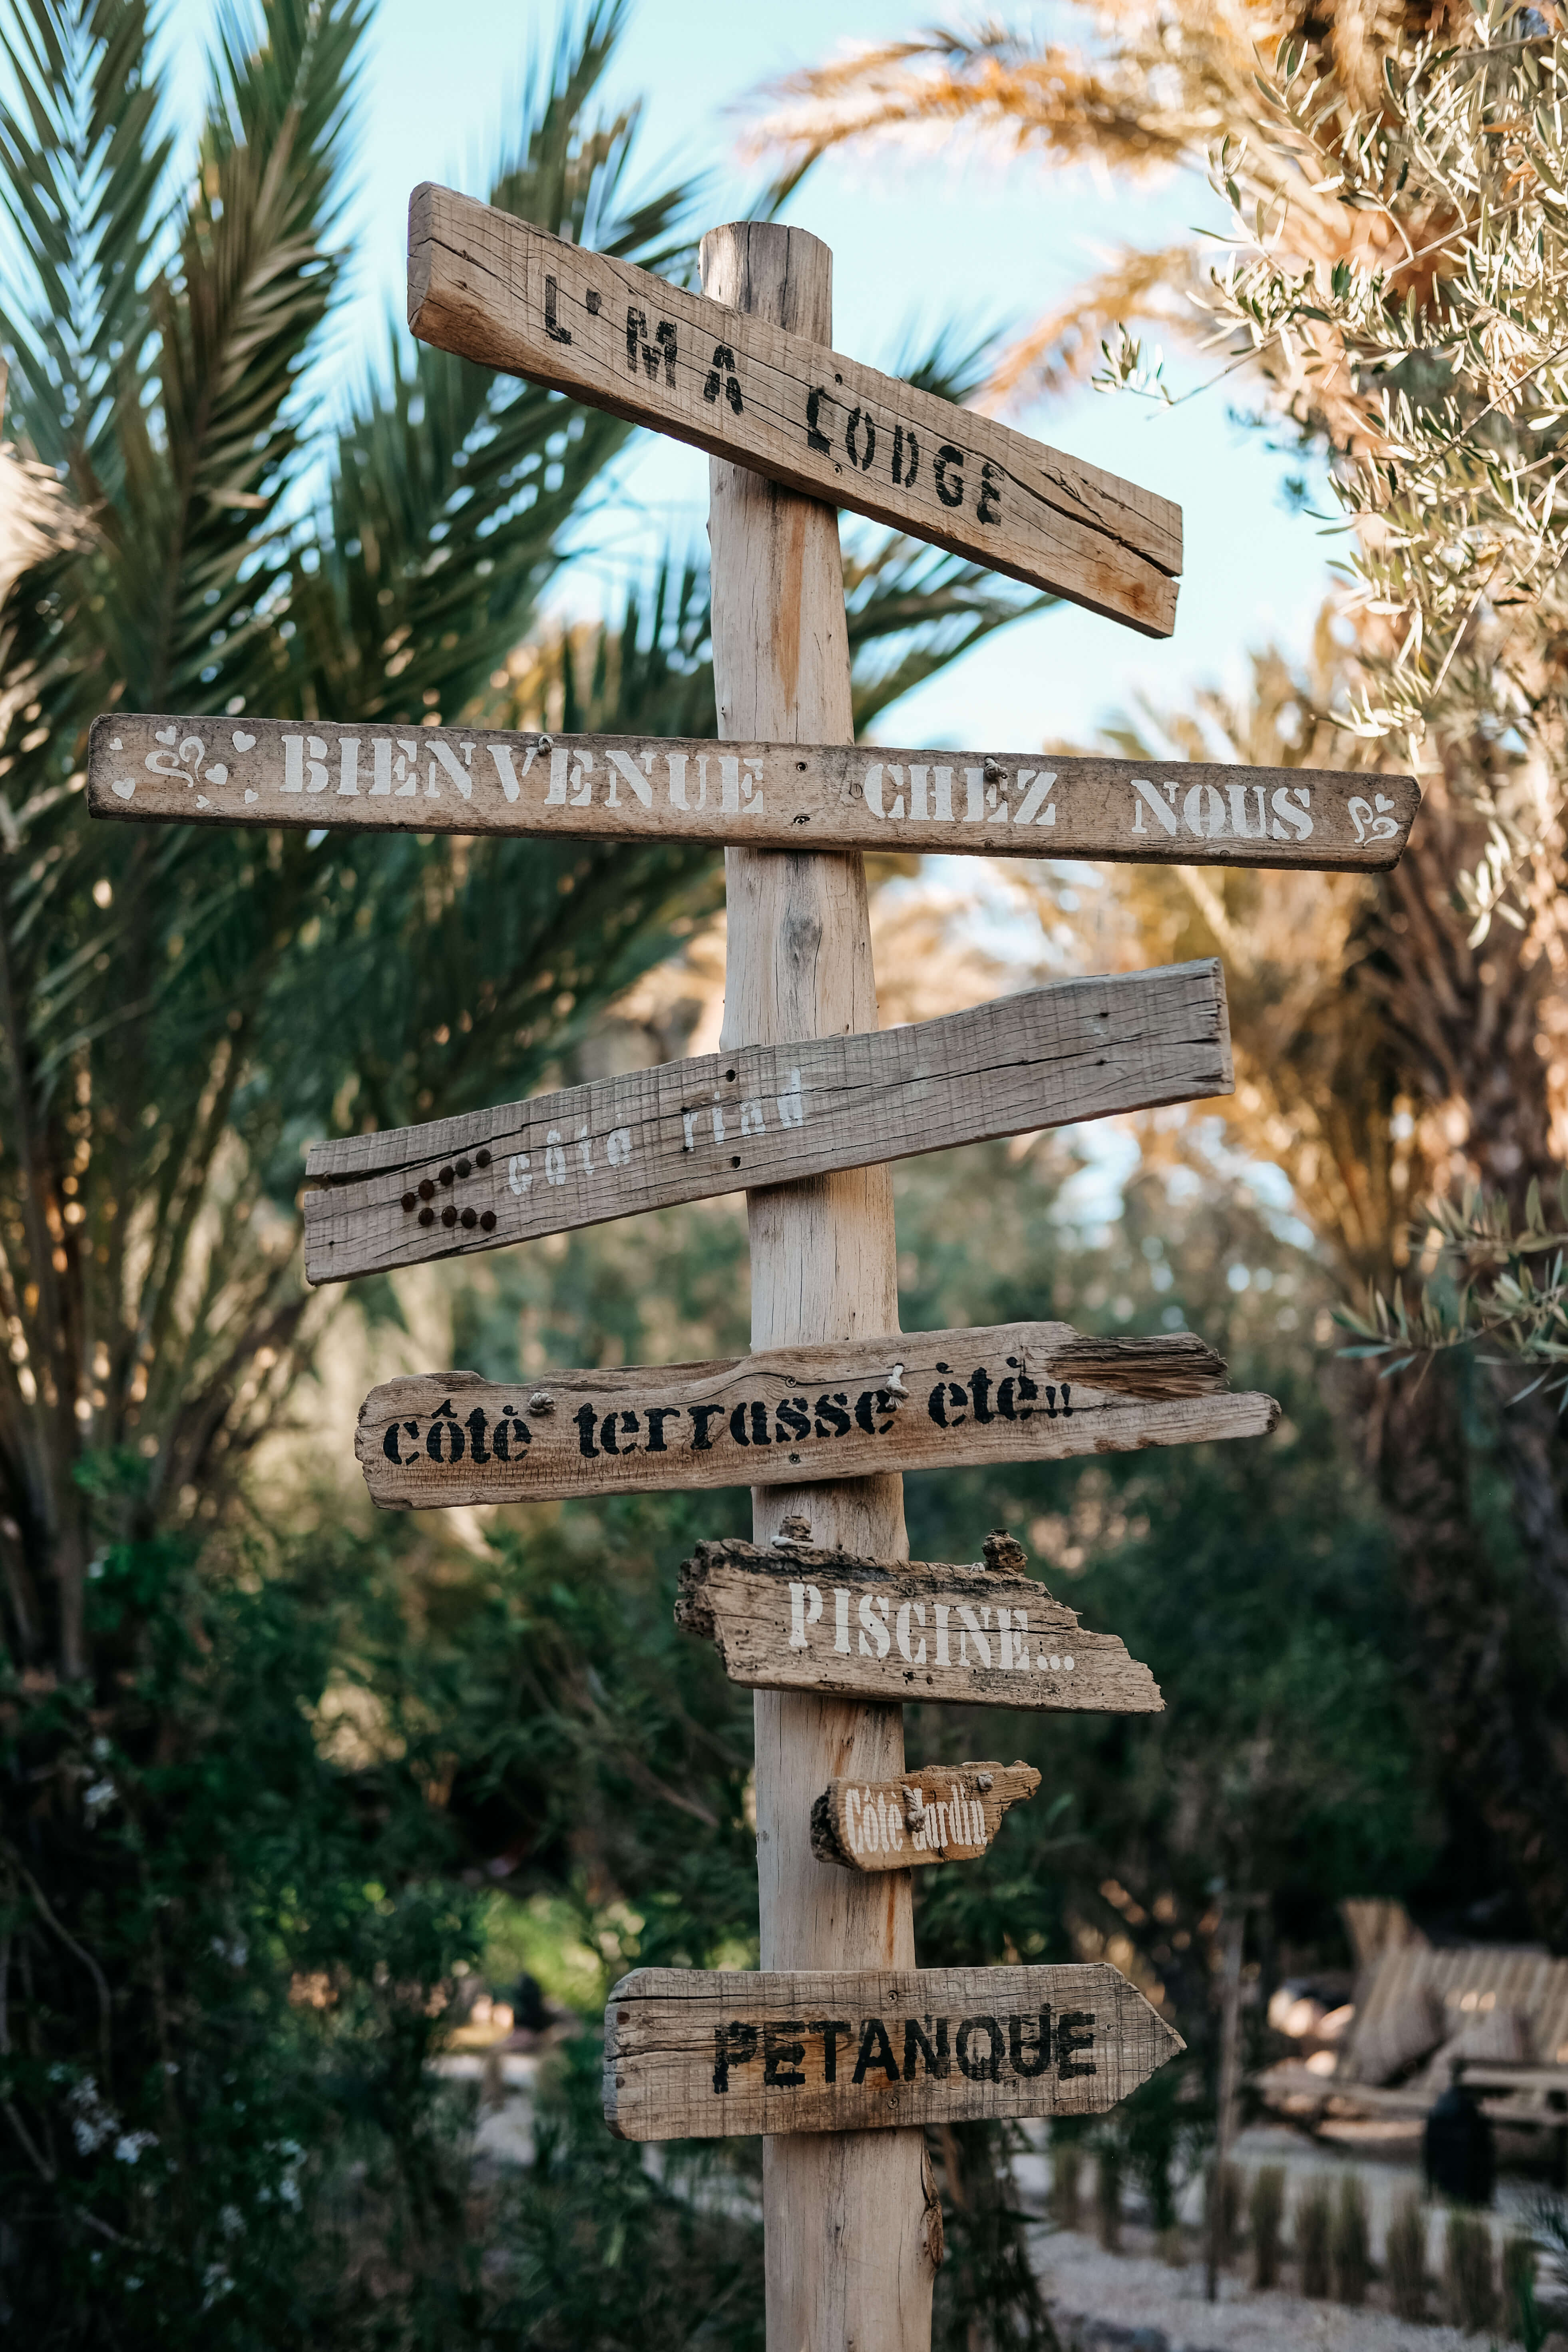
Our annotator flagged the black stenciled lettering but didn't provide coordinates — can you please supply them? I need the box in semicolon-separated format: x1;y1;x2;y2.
465;1407;491;1465
775;1397;810;1443
763;2020;806;2089
852;2016;900;2085
928;1380;968;1430
1043;1384;1059;1420
712;2020;758;2094
976;458;1003;525
703;342;743;414
814;1391;852;1439
808;2018;852;2083
956;2015;1004;2083
1061;1382;1073;1418
891;423;918;486
1057;2010;1097;2078
644;1406;679;1453
934;442;966;509
969;1367;994;1425
1009;2010;1052;2078
688;1403;725;1451
601;1411;639;1457
729;1402;750;1448
903;2015;950;2079
427;1399;464;1465
625;307;677;385
575;1401;599;1459
806;386;832;453
543;275;571;345
845;407;876;472
492;1407;530;1461
383;1418;418;1467
856;1389;897;1436
749;1401;770;1447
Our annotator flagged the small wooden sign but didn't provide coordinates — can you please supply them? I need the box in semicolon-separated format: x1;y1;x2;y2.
86;713;1419;873
356;1322;1277;1506
811;1761;1041;1873
603;1962;1183;2139
408;184;1180;636
303;960;1231;1285
675;1536;1162;1715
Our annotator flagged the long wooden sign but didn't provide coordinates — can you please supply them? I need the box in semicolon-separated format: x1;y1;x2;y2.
303;959;1232;1285
811;1762;1041;1873
86;714;1419;872
675;1537;1162;1714
408;183;1180;635
603;1963;1183;2139
356;1323;1278;1505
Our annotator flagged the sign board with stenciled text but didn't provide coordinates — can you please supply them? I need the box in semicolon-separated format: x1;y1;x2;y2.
603;1963;1184;2139
811;1762;1042;1874
87;713;1419;872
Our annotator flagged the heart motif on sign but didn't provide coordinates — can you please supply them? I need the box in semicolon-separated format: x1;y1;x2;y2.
196;796;211;810
155;726;177;746
204;763;227;786
111;780;136;800
109;736;122;751
243;788;259;804
232;730;255;752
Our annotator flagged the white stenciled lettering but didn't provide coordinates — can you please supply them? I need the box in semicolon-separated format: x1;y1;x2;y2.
604;749;654;808
719;755;764;814
895;1598;927;1665
833;1587;851;1654
543;1130;567;1186
933;1602;951;1667
857;1592;891;1659
863;762;904;821
681;1110;698;1152
963;765;986;823
370;738;420;797
739;1098;765;1135
567;753;594;807
788;1580;823;1649
283;735;329;793
845;1786;863;1852
997;1605;1029;1669
1013;770;1057;826
776;1069;804;1128
508;1153;531;1195
425;738;472;801
484;742;540;803
955;1604;992;1669
577;1124;593;1172
666;752;708;810
909;764;953;823
1275;785;1317;840
1225;782;1266;840
335;738;361;796
545;750;570;806
607;1126;632;1166
1129;776;1178;836
983;768;1010;823
1182;783;1226;839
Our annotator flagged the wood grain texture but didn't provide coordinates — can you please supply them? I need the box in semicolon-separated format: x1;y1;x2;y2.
811;1762;1042;1873
602;1963;1184;2139
408;183;1180;635
86;712;1420;873
675;1538;1164;1715
703;223;935;2352
301;960;1233;1285
355;1323;1279;1508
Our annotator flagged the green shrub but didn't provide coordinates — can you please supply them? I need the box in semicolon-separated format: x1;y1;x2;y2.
1206;2159;1244;2268
1296;2178;1333;2298
1249;2164;1285;2290
1445;2209;1498;2333
1096;2144;1124;2252
1332;2173;1371;2306
1386;2191;1429;2321
1052;2140;1084;2231
1502;2232;1545;2348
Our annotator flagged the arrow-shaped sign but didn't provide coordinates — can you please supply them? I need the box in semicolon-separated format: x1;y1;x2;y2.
357;1321;1275;1505
675;1536;1165;1715
87;712;1419;872
303;959;1232;1285
811;1762;1043;1874
603;1962;1184;2138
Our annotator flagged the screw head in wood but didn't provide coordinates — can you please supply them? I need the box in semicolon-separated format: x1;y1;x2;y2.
418;1178;435;1201
475;1148;491;1167
461;1207;477;1228
441;1205;458;1227
480;1210;496;1232
438;1165;454;1186
418;1206;435;1227
401;1192;416;1212
456;1157;472;1178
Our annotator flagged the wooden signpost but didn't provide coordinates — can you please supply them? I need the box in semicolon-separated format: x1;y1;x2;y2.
674;1535;1162;1715
84;165;1425;2352
811;1762;1042;1873
302;959;1233;1284
88;712;1419;871
603;1962;1182;2140
356;1321;1277;1507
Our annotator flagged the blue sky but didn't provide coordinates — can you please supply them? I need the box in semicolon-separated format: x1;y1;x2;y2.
168;0;1339;751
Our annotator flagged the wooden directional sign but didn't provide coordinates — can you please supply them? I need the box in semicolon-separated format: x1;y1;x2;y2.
87;713;1419;873
602;1962;1183;2139
303;959;1232;1285
811;1761;1041;1874
408;184;1180;635
357;1322;1277;1506
675;1537;1162;1715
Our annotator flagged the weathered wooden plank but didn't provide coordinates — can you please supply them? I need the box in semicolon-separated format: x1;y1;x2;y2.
811;1762;1042;1873
356;1323;1278;1506
675;1537;1164;1715
302;960;1232;1285
602;1962;1183;2139
86;712;1420;872
407;183;1180;635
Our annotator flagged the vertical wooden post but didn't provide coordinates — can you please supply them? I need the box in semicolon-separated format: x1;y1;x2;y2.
1206;1905;1246;2300
702;221;939;2352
